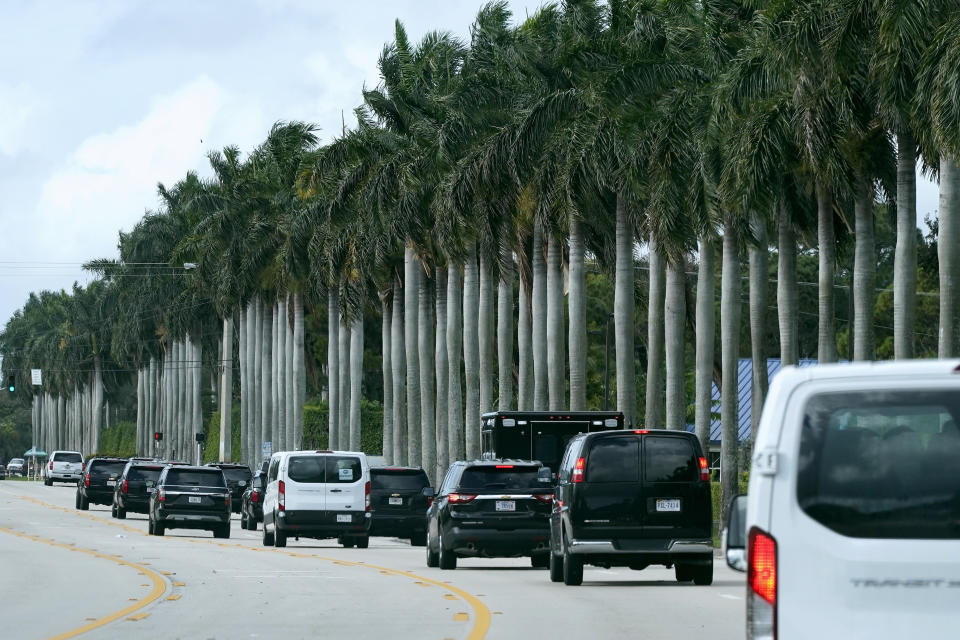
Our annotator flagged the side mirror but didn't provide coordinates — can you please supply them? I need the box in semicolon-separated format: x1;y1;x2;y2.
421;487;436;499
724;494;748;572
537;467;553;484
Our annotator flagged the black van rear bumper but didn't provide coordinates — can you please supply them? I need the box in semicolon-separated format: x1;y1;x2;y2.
568;538;713;555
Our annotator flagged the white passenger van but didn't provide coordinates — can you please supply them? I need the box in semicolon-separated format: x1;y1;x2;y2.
261;450;372;548
725;360;960;639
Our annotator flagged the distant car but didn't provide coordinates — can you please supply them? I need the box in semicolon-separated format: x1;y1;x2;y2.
76;457;128;510
149;465;231;538
425;460;553;570
0;463;6;480
369;467;432;545
240;470;267;530
45;451;84;485
6;458;26;477
549;429;713;586
205;462;252;513
113;461;166;518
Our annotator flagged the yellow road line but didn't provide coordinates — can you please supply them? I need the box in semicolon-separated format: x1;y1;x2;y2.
0;526;168;640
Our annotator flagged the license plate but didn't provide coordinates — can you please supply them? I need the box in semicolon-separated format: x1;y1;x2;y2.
238;480;246;486
388;497;403;505
656;499;681;512
337;514;352;523
107;480;116;487
495;500;516;512
188;496;202;504
147;487;156;493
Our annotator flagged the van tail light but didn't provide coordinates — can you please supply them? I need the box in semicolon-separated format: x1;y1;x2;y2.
278;480;285;511
426;497;434;508
365;480;371;511
158;488;166;503
84;473;90;487
251;490;259;503
49;461;53;471
748;527;777;640
572;457;585;483
447;493;476;504
121;480;129;494
698;457;710;482
533;493;554;503
225;494;231;507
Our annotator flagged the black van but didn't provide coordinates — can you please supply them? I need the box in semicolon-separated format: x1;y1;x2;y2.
549;429;713;586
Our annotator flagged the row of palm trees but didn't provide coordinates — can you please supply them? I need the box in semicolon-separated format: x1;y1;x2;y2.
2;1;959;518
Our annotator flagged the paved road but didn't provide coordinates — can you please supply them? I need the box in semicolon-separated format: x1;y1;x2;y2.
0;480;746;639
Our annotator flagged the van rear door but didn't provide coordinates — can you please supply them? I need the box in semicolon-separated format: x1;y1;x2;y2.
640;434;711;539
285;455;326;511
774;384;960;639
577;434;642;537
324;455;365;512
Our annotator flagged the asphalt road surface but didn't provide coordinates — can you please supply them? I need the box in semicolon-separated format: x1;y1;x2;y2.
0;480;746;639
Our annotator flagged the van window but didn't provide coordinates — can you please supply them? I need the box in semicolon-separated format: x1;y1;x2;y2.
644;436;697;482
326;456;362;484
287;456;325;483
587;437;639;482
268;457;280;481
797;391;960;539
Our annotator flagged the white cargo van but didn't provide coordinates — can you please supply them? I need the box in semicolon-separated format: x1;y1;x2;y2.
261;450;371;548
725;360;960;639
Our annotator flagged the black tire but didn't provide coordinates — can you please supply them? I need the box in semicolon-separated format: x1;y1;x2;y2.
75;493;81;509
692;562;713;586
355;536;369;549
438;528;456;570
240;511;248;529
247;516;257;532
410;531;427;547
148;519;155;535
116;507;126;520
111;503;118;518
44;478;52;487
79;496;89;511
275;528;287;548
154;522;165;536
562;537;583;586
214;523;230;539
262;522;275;546
530;554;549;569
675;564;694;583
549;549;564;582
426;529;439;568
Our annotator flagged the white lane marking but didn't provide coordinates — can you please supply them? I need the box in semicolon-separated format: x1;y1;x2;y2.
719;594;742;600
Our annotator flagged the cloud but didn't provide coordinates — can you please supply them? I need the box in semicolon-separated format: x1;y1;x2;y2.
0;82;42;157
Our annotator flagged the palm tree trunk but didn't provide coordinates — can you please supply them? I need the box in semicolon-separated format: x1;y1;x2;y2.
463;244;481;459
276;300;287;451
614;194;636;427
435;270;449;481
219;315;233;461
238;316;247;463
853;178;876;361
328;286;340;449
517;276;533;410
777;199;799;365
92;356;103;454
939;156;960;357
249;300;259;460
817;184;837;363
479;253;495;415
547;234;566;409
447;262;464;463
349;314;364;451
392;276;407;464
193;338;202;464
272;299;281;451
136;368;144;455
261;300;272;457
284;294;295;451
497;248;514;411
531;227;548;411
695;236;715;459
665;258;686;431
419;273;436;480
720;224;741;523
646;233;666;429
749;210;769;441
568;216;586;410
381;294;393;461
405;246;422;466
894;134;916;359
294;292;305;451
338;312;350;449
150;357;158;455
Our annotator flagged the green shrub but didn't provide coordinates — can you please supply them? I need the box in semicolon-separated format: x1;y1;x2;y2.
303;399;383;455
93;420;137;458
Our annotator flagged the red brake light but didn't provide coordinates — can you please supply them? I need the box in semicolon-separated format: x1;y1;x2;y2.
634;429;649;434
426;497;434;508
365;480;371;511
49;461;53;470
251;490;259;503
278;480;285;511
448;493;476;504
534;493;554;503
748;527;777;638
698;457;710;482
572;457;585;483
84;473;90;487
121;480;128;494
225;494;231;507
495;465;514;469
158;488;166;502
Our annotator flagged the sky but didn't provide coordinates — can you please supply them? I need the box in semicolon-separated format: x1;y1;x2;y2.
0;0;942;335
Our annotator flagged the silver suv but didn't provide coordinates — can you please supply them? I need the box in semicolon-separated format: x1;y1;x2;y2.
45;451;84;485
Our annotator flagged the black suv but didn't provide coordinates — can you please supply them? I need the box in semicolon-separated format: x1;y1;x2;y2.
426;460;553;570
370;467;432;545
113;461;167;518
76;457;127;510
206;462;252;513
549;429;713;586
149;465;232;538
240;470;267;530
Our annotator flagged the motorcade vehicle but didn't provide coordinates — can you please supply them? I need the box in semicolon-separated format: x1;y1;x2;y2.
240;470;267;530
148;465;231;538
44;450;84;485
6;458;25;477
112;461;166;518
261;450;372;548
425;460;553;570
205;462;252;513
481;411;624;473
724;359;960;640
369;466;432;545
549;429;713;586
75;457;127;510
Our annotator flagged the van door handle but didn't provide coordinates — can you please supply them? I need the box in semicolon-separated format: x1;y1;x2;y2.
330;489;343;493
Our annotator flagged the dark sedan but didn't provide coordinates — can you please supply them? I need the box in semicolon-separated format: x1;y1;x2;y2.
206;462;252;513
76;457;127;510
113;461;166;518
369;467;432;545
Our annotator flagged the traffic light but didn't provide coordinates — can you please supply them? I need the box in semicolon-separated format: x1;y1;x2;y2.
195;432;206;444
7;374;14;393
154;432;163;442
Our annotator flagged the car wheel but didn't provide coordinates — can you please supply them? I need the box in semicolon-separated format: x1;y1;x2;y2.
111;503;117;518
154;522;165;536
692;561;713;586
562;534;583;586
410;531;427;547
425;529;439;568
262;522;275;546
549;547;564;583
275;528;287;548
79;496;89;511
438;527;456;570
355;536;369;549
214;523;230;539
341;538;355;548
44;478;52;487
75;493;81;509
247;515;257;531
240;511;247;529
530;553;549;569
675;564;694;582
148;519;154;535
116;507;126;520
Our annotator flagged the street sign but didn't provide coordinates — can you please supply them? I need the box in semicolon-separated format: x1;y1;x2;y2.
31;369;41;385
262;441;272;459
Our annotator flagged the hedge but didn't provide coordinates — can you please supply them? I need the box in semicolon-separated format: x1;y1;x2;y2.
94;420;137;458
303;399;383;455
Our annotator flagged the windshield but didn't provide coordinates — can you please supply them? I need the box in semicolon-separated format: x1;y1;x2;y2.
127;467;163;482
458;466;541;491
54;452;83;463
798;390;960;539
90;461;127;476
165;470;226;487
371;470;429;491
10;459;24;465
222;468;251;483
